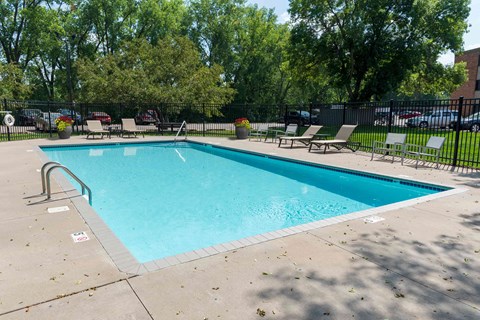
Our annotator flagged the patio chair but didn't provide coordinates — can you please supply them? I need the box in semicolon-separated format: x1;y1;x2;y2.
249;123;269;141
86;120;110;139
278;125;323;148
401;136;445;169
371;133;407;162
122;118;146;138
266;124;298;142
308;125;358;153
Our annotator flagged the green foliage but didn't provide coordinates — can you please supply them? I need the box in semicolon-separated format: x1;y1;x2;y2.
0;0;473;104
289;0;471;102
187;0;293;104
76;37;235;114
397;61;468;99
0;63;32;99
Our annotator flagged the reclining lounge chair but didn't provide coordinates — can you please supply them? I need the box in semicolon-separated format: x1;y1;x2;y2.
278;125;323;148
308;124;358;153
122;118;146;138
86;120;110;139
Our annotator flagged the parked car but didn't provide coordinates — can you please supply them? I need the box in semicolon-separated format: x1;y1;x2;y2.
406;110;458;128
374;112;389;126
86;112;111;125
34;112;62;131
135;109;159;125
284;110;317;125
58;108;82;124
16;109;42;126
449;112;480;132
398;110;422;119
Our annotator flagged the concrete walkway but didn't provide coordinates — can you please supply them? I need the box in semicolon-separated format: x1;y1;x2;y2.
0;135;479;319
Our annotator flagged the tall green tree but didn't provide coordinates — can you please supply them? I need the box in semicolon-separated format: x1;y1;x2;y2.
76;37;235;112
187;0;293;104
232;6;291;104
136;0;187;43
0;62;32;99
397;61;467;99
289;0;470;102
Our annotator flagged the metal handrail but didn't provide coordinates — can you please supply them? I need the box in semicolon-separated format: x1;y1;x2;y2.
174;120;187;142
42;162;92;205
41;161;61;194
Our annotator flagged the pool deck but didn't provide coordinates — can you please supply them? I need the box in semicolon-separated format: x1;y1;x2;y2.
1;135;479;319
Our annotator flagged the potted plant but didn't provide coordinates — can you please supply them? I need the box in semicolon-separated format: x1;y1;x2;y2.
55;115;74;139
234;117;251;139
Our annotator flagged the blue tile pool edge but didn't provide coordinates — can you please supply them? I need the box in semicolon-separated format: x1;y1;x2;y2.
35;140;467;275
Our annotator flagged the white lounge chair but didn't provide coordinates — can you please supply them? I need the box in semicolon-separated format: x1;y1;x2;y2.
278;125;323;148
86;120;110;139
371;133;407;162
122;118;146;138
308;125;358;153
249;123;269;141
401;136;445;168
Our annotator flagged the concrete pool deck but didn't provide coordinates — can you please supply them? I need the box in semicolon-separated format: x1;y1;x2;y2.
0;135;479;319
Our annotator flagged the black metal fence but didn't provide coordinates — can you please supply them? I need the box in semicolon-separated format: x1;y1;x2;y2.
1;97;480;168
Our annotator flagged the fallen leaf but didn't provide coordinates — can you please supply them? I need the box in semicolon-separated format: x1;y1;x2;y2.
256;308;266;317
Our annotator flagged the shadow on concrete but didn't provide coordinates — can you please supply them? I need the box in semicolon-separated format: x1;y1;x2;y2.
250;221;480;319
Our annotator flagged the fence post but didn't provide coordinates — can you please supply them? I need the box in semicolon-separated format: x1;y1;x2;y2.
342;102;346;125
47;102;53;138
387;100;394;133
451;96;464;168
202;104;206;137
3;99;11;141
309;103;313;124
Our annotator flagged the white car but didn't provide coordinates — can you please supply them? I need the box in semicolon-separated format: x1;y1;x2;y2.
34;112;62;131
406;110;459;128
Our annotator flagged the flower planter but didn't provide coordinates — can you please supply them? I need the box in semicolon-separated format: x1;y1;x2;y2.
58;126;72;139
235;126;249;139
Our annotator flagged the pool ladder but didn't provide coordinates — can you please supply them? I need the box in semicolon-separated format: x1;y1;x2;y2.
174;120;187;142
41;161;92;205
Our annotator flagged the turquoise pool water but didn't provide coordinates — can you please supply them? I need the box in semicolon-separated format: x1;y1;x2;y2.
42;141;446;263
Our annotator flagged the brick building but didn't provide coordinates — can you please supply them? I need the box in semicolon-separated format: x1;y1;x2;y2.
451;47;480;99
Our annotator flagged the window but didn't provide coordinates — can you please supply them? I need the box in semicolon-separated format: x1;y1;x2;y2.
476;80;480;91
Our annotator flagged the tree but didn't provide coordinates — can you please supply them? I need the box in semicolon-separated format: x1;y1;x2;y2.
187;0;293;105
0;62;32;99
289;0;470;102
397;61;467;100
76;37;235;114
135;0;187;43
231;6;292;104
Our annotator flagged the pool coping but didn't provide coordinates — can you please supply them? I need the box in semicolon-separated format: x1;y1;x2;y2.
36;139;468;275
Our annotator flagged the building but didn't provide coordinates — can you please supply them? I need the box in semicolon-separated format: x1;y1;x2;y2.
451;47;480;99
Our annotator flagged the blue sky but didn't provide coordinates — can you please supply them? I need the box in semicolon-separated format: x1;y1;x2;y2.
247;0;480;65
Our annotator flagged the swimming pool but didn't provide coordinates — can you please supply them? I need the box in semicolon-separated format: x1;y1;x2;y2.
41;141;451;268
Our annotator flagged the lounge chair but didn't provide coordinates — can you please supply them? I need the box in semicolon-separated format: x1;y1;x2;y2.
308;124;358;153
266;124;298;142
86;120;110;139
401;136;445;168
371;133;407;162
249;123;269;141
278;125;323;148
122;118;146;138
